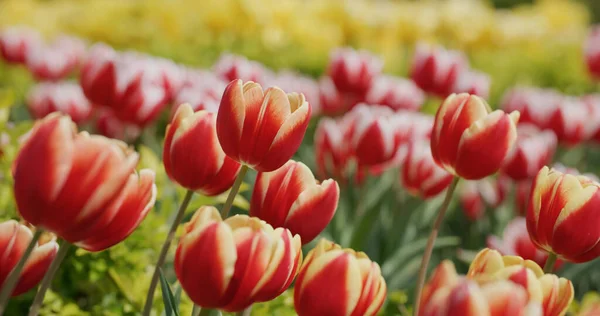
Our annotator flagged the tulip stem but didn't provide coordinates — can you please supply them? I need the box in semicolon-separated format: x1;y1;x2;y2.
0;229;43;315
236;306;252;316
143;189;195;316
191;304;201;316
28;240;71;316
413;176;459;316
220;165;249;218
544;252;558;273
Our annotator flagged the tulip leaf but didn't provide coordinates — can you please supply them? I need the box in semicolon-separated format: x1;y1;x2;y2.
159;268;180;316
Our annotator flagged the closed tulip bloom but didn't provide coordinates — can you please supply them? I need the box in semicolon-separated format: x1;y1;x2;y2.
26;82;93;124
502;124;557;181
26;35;86;81
547;96;599;146
213;54;265;83
527;166;600;263
365;75;425;111
351;104;400;167
13;114;157;251
250;160;339;244
265;71;321;117
0;26;41;65
467;249;573;316
217;79;311;172
175;206;301;312
164;104;241;195
431;93;520;180
401;140;453;199
488;217;562;271
410;43;469;98
500;87;560;130
585;25;600;79
294;239;386;316
314;116;354;180
0;221;58;296
327;47;383;95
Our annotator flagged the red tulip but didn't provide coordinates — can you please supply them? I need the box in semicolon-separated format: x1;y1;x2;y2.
585;25;600;79
327;47;382;95
452;70;491;100
94;109;141;142
175;206;302;312
213;54;265;83
502;124;557;181
265;71;321;117
500;87;560;130
365;75;425;111
164;104;242;195
0;26;41;65
26;35;86;81
217;79;311;172
0;221;58;296
250;160;339;244
410;43;469;98
27;82;93;124
401;140;453;199
314;116;354;180
547;96;598;146
351;104;400;167
487;217;563;271
527;166;600;263
460;177;509;221
431;93;519;180
294;239;386;316
13;114;157;252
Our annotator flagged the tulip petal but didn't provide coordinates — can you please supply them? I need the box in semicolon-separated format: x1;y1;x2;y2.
14;241;58;296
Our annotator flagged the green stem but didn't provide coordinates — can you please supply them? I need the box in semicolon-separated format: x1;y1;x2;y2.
237;305;252;316
0;229;43;315
220;165;248;218
143;189;195;316
544;252;558;273
413;176;460;316
191;304;201;316
28;240;71;316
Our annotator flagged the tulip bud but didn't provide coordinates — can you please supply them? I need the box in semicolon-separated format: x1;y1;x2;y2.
365;75;425;111
487;217;562;271
0;221;58;296
0;26;41;65
351;104;400;167
527;166;600;263
327;48;382;95
217;80;311;172
213;54;265;83
13;114;157;251
27;82;93;124
500;87;560;130
410;43;469;98
547;96;600;146
431;93;519;179
294;239;386;316
401;140;453;199
265;71;321;117
250;160;339;244
163;104;241;195
175;206;301;312
502;124;557;181
314;117;353;180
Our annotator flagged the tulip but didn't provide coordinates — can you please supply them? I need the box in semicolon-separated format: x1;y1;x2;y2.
459;177;509;221
585;25;600;79
164;104;241;195
431;93;520;180
265;71;321;117
294;239;386;316
13;113;157;251
216;79;311;172
452;70;491;100
526;166;600;263
502;124;557;181
26;35;86;81
365;75;425;111
327;47;382;95
466;248;573;316
318;76;363;116
0;26;41;65
487;217;562;271
500;87;560;130
401;140;453;199
0;221;58;296
547;96;599;146
410;43;469;98
314;116;353;180
351;104;400;167
175;206;302;312
250;160;339;244
26;82;93;124
213;53;265;83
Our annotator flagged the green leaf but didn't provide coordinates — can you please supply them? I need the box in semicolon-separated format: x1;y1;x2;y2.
159;268;180;316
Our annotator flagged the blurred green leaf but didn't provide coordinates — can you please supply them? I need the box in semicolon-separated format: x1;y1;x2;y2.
159;268;180;316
